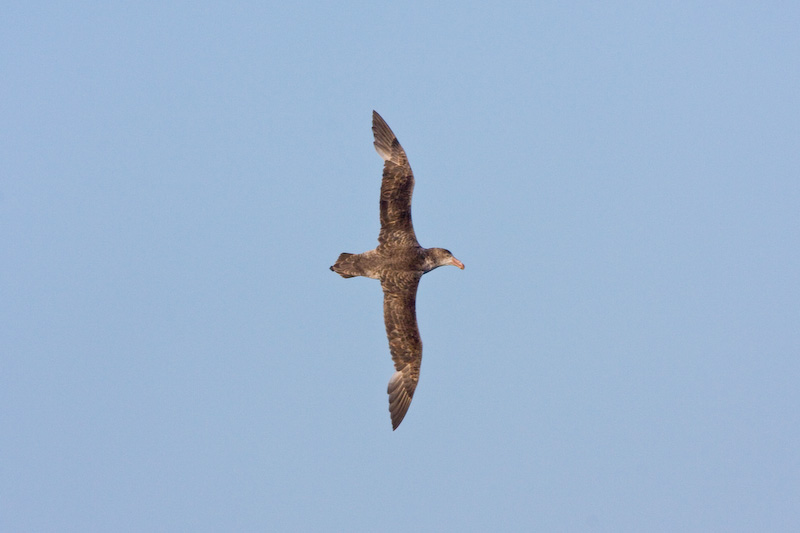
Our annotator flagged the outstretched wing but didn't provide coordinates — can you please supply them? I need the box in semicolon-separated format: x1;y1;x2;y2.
372;111;419;248
381;272;423;430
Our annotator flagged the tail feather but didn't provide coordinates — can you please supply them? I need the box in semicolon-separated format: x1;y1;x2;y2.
330;253;357;278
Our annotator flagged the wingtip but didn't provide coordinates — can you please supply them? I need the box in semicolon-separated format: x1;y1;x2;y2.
391;414;404;430
372;112;402;164
387;369;415;430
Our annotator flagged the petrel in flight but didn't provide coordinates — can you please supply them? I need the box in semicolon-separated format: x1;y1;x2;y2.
331;111;464;430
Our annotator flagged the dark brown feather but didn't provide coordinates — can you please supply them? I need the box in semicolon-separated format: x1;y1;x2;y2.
381;272;422;430
372;111;419;248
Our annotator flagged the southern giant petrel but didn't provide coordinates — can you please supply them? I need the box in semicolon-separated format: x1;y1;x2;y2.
331;111;464;430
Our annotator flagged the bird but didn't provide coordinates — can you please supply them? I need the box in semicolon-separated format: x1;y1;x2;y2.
330;111;464;430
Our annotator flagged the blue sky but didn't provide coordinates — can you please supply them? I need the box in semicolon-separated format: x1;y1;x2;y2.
3;2;799;531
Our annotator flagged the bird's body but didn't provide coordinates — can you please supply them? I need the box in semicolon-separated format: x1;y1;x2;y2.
331;111;463;430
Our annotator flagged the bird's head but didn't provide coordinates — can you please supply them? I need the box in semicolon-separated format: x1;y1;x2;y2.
426;248;465;271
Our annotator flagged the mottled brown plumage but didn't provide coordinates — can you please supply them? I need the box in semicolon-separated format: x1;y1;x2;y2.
330;111;464;430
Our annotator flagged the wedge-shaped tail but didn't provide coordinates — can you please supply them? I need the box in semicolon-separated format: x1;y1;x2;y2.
329;253;358;278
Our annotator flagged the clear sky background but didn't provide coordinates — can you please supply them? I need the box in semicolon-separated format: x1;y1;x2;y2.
3;2;799;531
